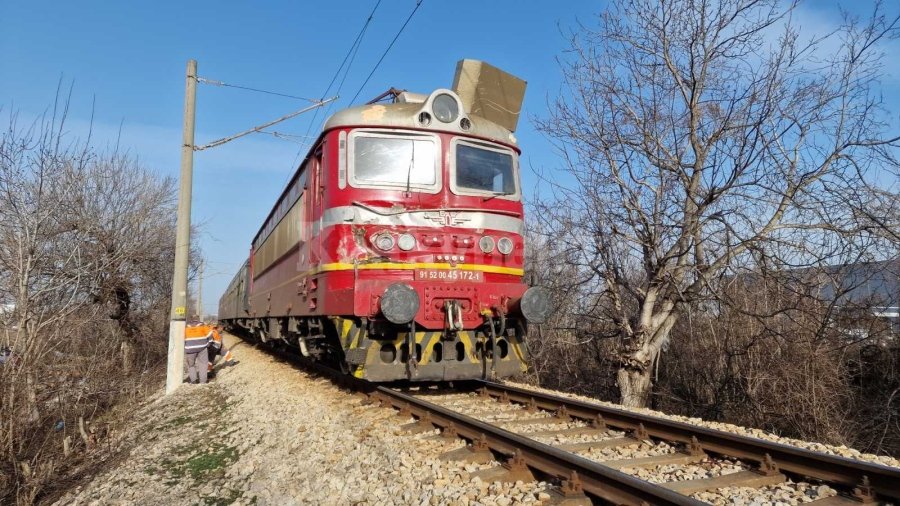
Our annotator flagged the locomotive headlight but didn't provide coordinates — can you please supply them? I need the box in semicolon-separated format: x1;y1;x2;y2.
397;233;416;251
478;236;495;254
432;94;459;123
381;283;420;324
374;233;395;251
497;237;514;255
520;286;552;324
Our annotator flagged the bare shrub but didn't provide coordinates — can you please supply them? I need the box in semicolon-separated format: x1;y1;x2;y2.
523;227;621;399
0;97;177;503
526;223;900;454
655;260;900;454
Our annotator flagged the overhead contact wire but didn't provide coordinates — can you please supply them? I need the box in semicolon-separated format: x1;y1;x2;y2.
314;14;373;133
288;0;383;174
349;0;425;105
305;0;383;130
196;77;318;102
318;0;382;104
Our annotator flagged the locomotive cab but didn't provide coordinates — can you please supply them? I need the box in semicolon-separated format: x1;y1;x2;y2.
318;89;549;380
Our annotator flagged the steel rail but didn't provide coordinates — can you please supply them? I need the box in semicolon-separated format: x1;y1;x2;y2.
237;336;898;503
474;381;900;501
374;386;705;506
240;343;699;504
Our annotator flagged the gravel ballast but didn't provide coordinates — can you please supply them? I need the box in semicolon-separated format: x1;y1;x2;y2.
53;336;898;505
502;381;900;469
56;334;551;506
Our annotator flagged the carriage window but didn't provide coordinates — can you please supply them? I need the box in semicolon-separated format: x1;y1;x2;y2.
454;143;516;195
352;135;437;188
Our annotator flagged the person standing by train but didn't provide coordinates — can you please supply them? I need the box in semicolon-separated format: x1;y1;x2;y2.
184;318;213;384
207;324;236;375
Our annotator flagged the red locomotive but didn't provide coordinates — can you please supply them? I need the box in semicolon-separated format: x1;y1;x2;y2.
218;62;550;381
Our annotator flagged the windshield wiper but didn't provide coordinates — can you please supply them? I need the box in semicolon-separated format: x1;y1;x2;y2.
483;191;515;201
405;140;415;196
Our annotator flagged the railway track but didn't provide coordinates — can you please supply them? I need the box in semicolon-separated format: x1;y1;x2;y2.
369;381;900;505
256;339;900;505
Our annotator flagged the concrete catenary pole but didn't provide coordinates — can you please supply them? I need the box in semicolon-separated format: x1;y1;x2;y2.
165;59;197;394
196;258;204;319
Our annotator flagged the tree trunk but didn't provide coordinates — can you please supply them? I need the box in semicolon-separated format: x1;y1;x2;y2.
617;366;652;407
616;311;676;408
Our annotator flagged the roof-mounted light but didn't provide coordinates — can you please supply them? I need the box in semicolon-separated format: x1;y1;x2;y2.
432;93;459;123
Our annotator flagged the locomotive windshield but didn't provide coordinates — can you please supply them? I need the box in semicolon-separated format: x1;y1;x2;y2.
352;134;437;189
454;142;517;195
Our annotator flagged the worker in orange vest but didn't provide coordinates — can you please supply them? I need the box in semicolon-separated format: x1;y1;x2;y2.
207;324;236;374
184;318;213;384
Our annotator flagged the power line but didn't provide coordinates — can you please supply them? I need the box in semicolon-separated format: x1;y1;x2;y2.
259;130;318;141
197;77;318;102
300;0;383;141
348;0;424;105
312;15;373;135
319;0;383;105
286;0;383;178
194;97;336;151
334;25;369;97
255;130;318;145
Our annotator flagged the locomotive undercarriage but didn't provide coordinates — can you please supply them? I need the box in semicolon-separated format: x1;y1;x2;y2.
226;316;344;366
334;316;528;381
223;314;528;381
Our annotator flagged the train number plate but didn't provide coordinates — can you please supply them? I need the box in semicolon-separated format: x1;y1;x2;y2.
415;269;483;282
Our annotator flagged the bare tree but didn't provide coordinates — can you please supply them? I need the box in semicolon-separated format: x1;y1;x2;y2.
536;0;900;407
0;96;180;503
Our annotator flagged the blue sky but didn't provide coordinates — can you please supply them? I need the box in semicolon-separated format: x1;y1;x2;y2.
1;0;896;315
